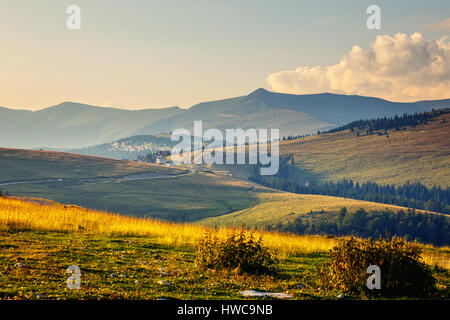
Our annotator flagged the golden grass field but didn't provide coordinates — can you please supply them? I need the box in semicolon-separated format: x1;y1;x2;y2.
1;196;448;269
0;196;334;256
279;113;450;188
199;192;436;228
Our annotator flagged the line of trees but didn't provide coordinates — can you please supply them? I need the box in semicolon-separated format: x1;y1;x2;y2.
324;108;449;135
281;108;449;141
250;166;450;214
269;207;450;246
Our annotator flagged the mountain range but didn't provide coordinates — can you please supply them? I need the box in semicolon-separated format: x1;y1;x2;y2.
1;88;448;149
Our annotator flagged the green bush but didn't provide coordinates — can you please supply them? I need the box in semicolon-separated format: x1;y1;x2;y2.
195;227;278;275
317;237;436;297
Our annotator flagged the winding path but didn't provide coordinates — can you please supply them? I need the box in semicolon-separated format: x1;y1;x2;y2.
0;169;194;187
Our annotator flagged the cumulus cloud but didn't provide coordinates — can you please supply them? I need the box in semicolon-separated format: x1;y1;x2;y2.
267;33;450;101
427;17;450;31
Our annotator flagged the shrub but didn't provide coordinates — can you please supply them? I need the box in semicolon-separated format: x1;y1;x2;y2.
317;237;436;297
195;227;278;275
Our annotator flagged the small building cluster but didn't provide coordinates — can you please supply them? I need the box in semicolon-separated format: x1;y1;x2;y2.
135;150;174;167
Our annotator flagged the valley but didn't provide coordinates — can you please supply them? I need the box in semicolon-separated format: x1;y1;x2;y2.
0;99;449;301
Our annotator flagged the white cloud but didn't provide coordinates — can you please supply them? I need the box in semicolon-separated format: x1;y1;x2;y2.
267;33;450;101
427;17;450;31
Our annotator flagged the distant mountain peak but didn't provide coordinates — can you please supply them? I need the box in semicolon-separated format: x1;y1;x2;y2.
248;88;270;97
51;101;95;109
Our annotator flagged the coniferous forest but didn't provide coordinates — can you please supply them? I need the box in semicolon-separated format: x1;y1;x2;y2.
269;207;450;246
282;108;449;140
250;162;450;246
250;165;450;214
324;108;449;135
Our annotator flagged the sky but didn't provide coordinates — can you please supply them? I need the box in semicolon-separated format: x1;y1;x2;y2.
1;0;449;110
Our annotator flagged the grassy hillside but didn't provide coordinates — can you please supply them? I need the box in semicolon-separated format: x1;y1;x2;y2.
2;147;446;226
0;196;448;300
0;148;182;183
2;171;263;221
2;147;437;225
279;112;450;188
0;148;278;223
199;192;435;228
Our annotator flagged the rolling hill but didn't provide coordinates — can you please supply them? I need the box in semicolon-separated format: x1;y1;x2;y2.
278;110;450;188
2;146;446;239
1;171;264;222
199;192;437;228
1;89;447;149
1;146;441;227
0;147;265;221
0;147;183;183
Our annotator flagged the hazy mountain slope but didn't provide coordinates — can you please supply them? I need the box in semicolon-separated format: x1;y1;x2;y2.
140;94;333;137
0;103;182;149
1;90;447;149
139;88;441;137
0;107;32;136
413;99;450;109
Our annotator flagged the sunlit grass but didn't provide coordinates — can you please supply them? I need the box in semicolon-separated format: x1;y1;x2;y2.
0;197;336;257
1;196;448;269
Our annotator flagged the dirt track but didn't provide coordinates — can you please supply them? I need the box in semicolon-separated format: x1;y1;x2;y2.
0;169;194;187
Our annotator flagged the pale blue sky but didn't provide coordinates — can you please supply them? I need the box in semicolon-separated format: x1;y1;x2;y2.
1;0;449;109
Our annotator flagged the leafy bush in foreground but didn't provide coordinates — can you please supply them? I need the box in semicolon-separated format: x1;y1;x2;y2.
195;228;278;275
317;237;436;297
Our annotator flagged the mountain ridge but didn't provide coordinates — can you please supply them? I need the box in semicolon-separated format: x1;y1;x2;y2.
5;88;449;114
1;89;448;149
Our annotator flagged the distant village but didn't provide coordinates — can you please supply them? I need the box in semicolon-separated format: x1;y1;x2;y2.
134;150;175;167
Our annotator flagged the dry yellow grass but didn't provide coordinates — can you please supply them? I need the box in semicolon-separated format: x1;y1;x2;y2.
0;196;335;257
0;196;448;268
421;251;450;270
